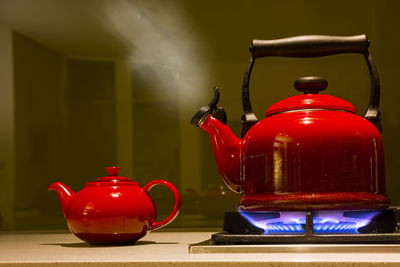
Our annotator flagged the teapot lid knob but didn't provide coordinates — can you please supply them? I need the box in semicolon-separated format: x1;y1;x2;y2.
294;76;328;94
106;166;120;176
92;166;133;183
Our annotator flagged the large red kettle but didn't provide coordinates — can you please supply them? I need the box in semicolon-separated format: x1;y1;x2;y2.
191;35;389;211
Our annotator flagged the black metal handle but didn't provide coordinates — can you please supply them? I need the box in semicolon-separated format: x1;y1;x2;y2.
251;35;369;58
242;34;381;137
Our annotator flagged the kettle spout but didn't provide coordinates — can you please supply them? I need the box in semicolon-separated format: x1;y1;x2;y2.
191;87;242;193
201;115;242;193
48;182;75;217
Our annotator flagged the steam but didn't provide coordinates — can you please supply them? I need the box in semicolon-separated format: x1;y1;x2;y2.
102;0;207;114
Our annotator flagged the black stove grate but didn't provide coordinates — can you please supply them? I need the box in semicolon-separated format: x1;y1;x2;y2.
212;208;400;244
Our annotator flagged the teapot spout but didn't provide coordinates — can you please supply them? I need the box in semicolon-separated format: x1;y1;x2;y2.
48;182;75;217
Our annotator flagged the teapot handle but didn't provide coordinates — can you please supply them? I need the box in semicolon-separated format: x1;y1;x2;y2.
242;34;381;137
142;180;181;230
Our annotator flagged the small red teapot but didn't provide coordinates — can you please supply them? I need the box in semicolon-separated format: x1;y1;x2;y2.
49;167;180;244
191;35;389;212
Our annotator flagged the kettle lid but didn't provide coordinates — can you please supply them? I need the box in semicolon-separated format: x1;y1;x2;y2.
265;76;357;117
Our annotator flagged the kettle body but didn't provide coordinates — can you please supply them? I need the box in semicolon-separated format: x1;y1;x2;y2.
240;108;386;211
191;35;389;211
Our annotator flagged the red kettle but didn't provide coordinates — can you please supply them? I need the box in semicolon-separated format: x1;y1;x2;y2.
191;35;389;211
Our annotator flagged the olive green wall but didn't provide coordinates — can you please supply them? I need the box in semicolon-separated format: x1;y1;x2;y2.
13;32;66;229
1;0;400;230
8;33;118;229
0;24;15;229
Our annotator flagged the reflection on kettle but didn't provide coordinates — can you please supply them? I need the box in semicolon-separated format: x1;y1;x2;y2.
197;184;240;219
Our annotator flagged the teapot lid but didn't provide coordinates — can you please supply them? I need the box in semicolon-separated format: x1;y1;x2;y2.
94;167;134;183
265;77;357;117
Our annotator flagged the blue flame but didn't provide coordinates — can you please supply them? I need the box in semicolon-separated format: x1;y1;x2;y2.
239;210;380;235
313;222;357;233
265;222;304;233
240;211;306;235
312;210;380;234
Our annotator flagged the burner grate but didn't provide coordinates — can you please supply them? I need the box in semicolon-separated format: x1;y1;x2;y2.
212;209;400;244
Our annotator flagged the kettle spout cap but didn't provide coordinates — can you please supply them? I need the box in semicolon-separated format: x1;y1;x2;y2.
48;182;75;217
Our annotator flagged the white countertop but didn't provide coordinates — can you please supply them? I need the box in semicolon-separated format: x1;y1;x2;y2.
1;231;400;266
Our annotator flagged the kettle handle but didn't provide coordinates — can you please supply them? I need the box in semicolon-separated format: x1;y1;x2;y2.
142;180;181;231
242;34;381;137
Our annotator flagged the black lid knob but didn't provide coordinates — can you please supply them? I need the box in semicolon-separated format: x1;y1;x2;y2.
294;76;328;94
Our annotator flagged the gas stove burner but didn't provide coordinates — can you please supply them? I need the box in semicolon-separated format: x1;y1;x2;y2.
265;222;304;234
313;210;381;234
239;210;382;235
240;211;306;235
212;208;400;244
